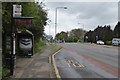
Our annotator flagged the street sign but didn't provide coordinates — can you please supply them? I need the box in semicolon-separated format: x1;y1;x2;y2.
13;5;22;17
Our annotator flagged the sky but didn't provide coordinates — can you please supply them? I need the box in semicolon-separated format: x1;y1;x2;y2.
41;1;119;38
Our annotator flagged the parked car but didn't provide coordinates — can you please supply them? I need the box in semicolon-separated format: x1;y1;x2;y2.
97;40;104;45
112;38;120;46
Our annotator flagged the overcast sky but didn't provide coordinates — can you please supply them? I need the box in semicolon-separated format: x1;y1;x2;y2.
43;1;118;37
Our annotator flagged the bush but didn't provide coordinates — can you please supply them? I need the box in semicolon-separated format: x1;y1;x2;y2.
34;39;46;53
2;66;8;79
106;41;112;45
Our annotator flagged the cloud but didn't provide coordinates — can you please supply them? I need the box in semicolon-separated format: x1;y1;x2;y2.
44;0;119;2
44;2;118;37
118;1;120;21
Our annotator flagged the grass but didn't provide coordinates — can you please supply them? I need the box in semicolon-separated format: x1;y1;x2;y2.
2;67;8;79
0;67;2;79
106;41;112;45
50;43;62;52
34;39;46;54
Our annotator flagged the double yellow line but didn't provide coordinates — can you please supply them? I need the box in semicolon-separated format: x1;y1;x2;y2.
51;49;62;79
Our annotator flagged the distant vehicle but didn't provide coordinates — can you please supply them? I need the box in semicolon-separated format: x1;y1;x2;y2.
112;38;120;46
97;40;104;45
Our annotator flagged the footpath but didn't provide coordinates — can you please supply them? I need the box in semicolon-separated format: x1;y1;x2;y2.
10;43;57;79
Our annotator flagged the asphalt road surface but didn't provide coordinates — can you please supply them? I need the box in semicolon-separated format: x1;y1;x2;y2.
55;43;119;78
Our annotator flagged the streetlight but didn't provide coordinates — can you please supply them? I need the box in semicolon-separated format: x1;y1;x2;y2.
55;6;67;39
47;20;52;35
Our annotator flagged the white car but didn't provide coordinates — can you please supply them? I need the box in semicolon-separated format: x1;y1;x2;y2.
112;38;120;46
97;40;104;45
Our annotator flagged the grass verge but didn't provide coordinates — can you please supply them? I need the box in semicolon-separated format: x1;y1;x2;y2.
34;40;46;54
50;43;62;52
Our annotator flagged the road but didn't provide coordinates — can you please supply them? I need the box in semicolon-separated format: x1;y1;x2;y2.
55;43;119;78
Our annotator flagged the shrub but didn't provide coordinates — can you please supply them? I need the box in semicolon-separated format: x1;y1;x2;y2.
106;41;112;45
34;39;46;53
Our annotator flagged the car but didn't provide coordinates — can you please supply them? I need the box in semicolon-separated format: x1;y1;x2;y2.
112;38;120;46
97;40;104;45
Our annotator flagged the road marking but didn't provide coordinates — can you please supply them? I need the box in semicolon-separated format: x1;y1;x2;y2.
52;48;62;79
67;60;71;63
65;59;71;67
73;63;77;67
49;56;51;64
78;63;85;67
70;60;74;63
65;60;71;67
65;58;85;68
75;63;82;67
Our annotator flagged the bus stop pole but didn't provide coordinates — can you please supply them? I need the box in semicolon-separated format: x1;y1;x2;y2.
10;2;15;75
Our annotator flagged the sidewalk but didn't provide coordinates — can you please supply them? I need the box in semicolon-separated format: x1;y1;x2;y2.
11;43;56;78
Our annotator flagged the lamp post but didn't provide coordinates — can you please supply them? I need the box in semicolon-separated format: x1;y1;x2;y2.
55;7;67;39
47;20;52;35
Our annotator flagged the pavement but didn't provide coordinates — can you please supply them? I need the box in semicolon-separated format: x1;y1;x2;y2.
10;43;56;79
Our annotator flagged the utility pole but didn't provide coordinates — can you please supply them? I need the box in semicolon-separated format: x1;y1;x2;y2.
55;7;67;40
55;8;57;40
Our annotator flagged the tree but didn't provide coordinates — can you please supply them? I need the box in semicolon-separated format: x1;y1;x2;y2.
69;28;86;42
55;28;86;42
114;22;120;38
55;31;68;42
21;2;48;40
2;2;48;41
85;25;114;43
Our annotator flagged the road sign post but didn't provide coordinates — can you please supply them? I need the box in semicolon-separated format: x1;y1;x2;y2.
9;3;33;75
10;4;22;75
13;5;22;17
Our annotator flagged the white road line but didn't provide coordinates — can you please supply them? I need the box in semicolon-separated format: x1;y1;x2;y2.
66;59;85;68
68;60;71;63
70;60;74;63
65;61;71;67
65;60;71;67
78;63;85;67
73;63;77;67
78;64;83;67
49;56;51;64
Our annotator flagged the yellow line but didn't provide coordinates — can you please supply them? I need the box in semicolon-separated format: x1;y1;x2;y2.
52;49;62;79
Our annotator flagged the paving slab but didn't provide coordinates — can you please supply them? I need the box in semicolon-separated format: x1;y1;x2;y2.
10;43;56;79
